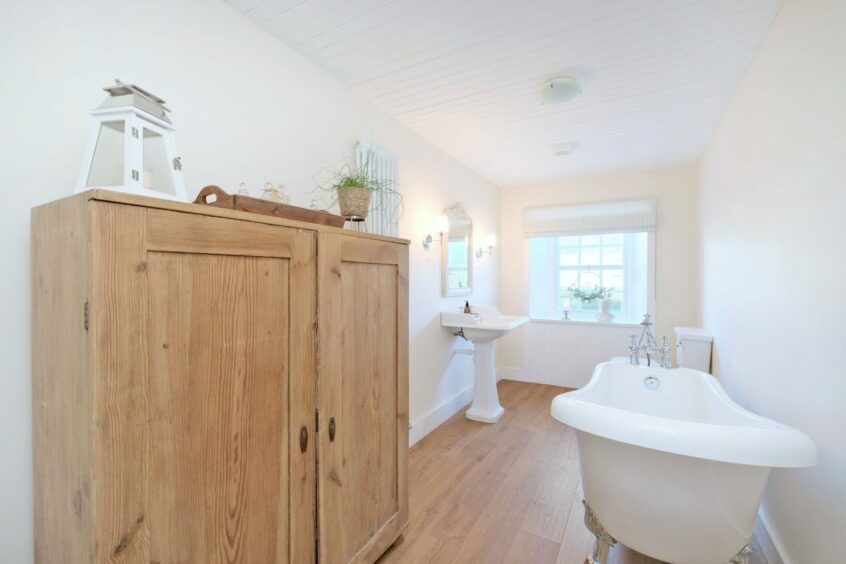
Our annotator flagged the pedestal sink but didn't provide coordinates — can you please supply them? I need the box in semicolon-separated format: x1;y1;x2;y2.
441;308;529;423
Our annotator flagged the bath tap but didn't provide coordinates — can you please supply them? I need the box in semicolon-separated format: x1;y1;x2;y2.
660;336;672;369
628;334;639;365
629;314;672;368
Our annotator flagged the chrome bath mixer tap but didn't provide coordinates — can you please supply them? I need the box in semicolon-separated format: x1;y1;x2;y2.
629;314;672;368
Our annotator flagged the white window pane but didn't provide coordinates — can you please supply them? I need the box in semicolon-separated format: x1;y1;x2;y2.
602;245;623;265
581;246;600;265
603;269;624;292
578;271;603;290
602;233;624;245
559;270;578;290
581;235;601;246
559;248;579;266
558;236;579;247
607;293;624;313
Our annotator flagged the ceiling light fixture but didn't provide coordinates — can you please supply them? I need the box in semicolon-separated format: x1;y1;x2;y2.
541;76;582;104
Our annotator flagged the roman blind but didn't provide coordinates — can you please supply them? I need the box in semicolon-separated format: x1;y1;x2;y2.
523;198;657;237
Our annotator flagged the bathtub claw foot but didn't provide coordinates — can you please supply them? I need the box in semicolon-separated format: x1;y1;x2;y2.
729;545;752;564
582;499;616;564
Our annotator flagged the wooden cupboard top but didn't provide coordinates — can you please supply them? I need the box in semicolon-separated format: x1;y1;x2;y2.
39;190;410;246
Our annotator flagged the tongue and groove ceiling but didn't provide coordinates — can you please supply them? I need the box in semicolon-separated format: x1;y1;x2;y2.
224;0;782;186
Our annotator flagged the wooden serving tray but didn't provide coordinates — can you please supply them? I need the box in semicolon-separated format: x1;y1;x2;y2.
194;185;345;228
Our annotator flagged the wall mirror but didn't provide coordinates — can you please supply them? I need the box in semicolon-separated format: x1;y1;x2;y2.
442;203;473;297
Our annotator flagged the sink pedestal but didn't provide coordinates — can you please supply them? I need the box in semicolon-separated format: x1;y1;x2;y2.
465;339;504;423
440;309;528;425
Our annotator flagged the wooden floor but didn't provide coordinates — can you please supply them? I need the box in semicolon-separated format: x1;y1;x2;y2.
378;381;766;564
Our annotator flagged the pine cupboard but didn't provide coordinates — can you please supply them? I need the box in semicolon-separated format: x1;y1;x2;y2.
32;190;409;564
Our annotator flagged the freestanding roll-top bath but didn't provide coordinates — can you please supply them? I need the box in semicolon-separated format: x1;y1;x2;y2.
551;361;816;564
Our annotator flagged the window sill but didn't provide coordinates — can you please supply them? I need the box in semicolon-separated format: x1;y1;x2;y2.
529;317;641;329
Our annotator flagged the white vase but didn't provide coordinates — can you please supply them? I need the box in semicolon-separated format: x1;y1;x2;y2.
596;298;615;322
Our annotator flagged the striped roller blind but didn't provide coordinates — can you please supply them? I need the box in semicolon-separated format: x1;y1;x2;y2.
523;198;657;237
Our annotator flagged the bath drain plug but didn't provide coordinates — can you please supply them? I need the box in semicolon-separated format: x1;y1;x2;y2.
643;376;660;390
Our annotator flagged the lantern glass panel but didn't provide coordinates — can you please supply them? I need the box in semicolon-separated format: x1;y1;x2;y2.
142;128;174;195
86;121;124;188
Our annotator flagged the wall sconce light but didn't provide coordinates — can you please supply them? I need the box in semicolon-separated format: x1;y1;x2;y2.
423;215;449;249
476;234;497;257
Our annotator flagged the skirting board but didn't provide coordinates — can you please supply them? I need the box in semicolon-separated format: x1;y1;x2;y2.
496;366;522;382
497;366;567;387
499;366;593;389
754;509;787;564
408;384;474;446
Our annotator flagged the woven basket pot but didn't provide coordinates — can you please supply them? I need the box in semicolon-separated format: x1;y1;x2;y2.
337;186;372;220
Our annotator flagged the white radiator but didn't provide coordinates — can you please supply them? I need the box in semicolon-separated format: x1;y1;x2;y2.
355;139;401;238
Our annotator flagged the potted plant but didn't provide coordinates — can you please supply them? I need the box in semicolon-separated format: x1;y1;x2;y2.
328;152;391;221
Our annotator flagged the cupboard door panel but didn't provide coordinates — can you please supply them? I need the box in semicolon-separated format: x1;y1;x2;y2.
340;261;399;541
146;252;290;563
318;234;408;564
90;202;150;563
89;203;316;564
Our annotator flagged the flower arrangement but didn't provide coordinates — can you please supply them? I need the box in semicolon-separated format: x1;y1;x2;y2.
567;284;611;304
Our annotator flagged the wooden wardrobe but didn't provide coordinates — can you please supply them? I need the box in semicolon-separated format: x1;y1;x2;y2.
32;190;409;564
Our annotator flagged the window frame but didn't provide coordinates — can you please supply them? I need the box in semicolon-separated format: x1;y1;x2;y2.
555;234;630;318
528;231;656;325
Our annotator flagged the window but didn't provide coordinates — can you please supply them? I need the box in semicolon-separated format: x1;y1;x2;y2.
529;232;653;323
524;198;656;324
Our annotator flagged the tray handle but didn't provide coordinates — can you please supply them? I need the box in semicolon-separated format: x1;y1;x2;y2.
194;185;232;206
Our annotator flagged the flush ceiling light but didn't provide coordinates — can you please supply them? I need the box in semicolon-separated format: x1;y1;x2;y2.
541;76;582;104
551;141;579;156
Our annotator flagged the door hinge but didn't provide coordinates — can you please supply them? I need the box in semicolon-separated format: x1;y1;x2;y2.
315;408;319;433
84;301;90;331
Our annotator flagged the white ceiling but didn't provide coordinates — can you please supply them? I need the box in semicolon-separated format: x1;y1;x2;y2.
225;0;782;186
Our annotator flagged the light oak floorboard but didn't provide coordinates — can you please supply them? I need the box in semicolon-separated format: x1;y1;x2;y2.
379;381;768;564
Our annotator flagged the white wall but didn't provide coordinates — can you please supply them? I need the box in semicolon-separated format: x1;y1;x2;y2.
699;0;846;561
499;165;700;387
0;1;498;560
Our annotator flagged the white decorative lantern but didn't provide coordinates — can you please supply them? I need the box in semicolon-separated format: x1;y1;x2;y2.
75;80;187;201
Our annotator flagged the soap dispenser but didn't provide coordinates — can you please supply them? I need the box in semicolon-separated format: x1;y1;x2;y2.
463;301;471;314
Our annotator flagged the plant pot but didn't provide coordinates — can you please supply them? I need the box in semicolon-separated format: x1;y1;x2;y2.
337;186;372;221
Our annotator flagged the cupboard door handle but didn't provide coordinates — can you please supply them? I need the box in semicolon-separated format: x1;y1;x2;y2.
329;417;336;442
300;426;308;453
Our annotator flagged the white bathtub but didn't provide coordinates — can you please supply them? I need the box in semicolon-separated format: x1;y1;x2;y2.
550;361;816;564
